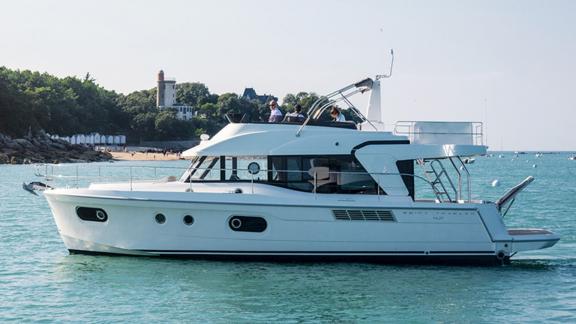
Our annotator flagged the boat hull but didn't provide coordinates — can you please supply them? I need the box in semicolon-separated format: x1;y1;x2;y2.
44;189;559;265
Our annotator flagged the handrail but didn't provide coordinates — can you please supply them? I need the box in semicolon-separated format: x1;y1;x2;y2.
296;78;375;136
495;176;534;213
394;121;484;146
430;160;457;202
33;163;450;200
457;156;472;202
448;157;462;201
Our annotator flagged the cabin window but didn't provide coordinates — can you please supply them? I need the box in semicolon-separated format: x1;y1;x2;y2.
269;155;380;194
233;156;268;181
188;156;221;181
396;160;415;199
184;155;381;194
186;156;268;182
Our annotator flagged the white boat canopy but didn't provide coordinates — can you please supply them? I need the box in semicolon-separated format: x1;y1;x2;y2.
182;123;486;159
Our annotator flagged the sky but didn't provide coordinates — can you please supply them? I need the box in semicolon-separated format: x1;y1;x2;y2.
1;0;575;150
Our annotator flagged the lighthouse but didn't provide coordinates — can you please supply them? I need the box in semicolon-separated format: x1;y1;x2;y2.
156;70;176;107
155;70;194;120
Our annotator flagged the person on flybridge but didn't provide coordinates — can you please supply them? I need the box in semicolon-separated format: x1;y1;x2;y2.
285;104;305;122
268;100;283;123
330;106;346;122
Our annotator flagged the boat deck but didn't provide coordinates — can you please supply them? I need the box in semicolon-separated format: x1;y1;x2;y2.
508;229;554;235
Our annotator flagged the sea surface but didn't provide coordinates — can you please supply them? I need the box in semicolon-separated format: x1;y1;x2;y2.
0;153;575;323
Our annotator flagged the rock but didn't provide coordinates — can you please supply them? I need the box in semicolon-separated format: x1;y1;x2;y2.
14;138;34;149
0;153;8;164
0;131;113;164
49;142;67;150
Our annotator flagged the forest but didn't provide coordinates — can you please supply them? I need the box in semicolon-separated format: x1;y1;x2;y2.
0;67;320;143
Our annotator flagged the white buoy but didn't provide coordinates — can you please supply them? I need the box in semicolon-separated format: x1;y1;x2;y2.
491;179;500;187
532;164;537;168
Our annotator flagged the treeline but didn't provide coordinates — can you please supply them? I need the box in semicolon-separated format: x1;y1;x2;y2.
0;67;319;143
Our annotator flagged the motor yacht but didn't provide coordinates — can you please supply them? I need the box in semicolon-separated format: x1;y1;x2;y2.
42;77;559;264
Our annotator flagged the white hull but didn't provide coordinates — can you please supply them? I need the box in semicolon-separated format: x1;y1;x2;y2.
44;185;559;264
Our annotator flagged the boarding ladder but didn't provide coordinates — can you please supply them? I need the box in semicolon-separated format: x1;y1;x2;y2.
418;159;458;203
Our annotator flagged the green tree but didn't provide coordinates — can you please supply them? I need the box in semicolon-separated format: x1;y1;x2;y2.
217;93;259;122
282;92;319;114
118;89;156;115
154;110;193;140
176;82;210;107
0;67;129;137
130;112;157;141
197;102;218;119
0;73;33;136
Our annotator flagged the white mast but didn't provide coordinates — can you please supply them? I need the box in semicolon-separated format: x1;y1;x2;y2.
361;49;394;131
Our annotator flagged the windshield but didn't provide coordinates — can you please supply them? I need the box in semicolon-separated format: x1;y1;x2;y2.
180;156;220;181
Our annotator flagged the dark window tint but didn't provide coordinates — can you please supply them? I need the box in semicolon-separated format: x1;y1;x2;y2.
396;160;415;199
269;155;380;194
76;207;108;222
229;216;267;232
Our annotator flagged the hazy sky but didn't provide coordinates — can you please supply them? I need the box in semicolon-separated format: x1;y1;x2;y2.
1;0;575;150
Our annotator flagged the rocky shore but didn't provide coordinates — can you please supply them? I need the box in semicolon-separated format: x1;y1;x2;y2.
0;132;112;164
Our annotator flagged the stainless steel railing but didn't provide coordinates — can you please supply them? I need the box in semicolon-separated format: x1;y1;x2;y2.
394;121;484;146
33;163;466;201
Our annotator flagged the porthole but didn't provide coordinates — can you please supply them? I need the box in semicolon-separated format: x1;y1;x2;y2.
247;162;260;175
76;207;108;222
155;213;166;224
183;215;194;226
230;217;242;229
95;210;106;221
229;216;267;232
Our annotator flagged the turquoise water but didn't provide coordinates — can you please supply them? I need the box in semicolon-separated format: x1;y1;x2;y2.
1;154;575;322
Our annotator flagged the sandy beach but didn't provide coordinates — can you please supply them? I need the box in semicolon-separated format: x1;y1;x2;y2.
110;151;184;161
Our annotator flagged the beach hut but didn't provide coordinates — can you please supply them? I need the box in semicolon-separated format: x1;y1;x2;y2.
78;134;86;145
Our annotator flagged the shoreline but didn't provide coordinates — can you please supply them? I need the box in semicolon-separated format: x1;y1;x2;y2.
110;151;184;161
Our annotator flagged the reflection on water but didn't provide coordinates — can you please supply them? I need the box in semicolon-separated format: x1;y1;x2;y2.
0;155;575;322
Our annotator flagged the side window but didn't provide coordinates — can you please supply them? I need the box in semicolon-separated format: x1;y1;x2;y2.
225;156;236;180
236;156;268;181
189;156;220;181
268;156;379;194
333;158;378;194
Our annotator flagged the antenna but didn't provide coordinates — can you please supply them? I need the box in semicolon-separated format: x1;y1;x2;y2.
376;49;394;80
